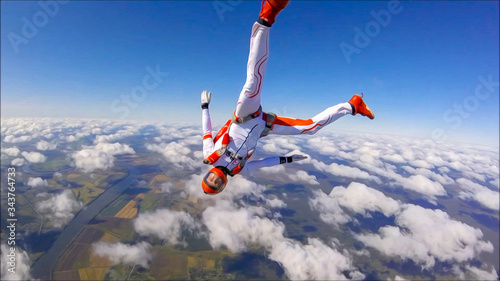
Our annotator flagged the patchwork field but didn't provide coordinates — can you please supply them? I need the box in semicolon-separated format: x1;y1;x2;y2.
114;193;145;219
62;171;128;205
53;223;133;280
148;246;236;280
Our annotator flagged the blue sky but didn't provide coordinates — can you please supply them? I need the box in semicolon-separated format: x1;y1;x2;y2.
1;1;499;147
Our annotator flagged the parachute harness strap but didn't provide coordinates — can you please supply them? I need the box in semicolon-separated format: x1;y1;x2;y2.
203;130;230;165
232;106;263;124
260;112;276;137
203;108;274;175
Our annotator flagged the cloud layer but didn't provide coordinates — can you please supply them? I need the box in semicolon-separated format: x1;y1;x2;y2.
1;244;33;281
36;189;83;228
27;177;48;188
72;142;135;173
1;118;497;280
355;204;495;269
310;182;495;271
92;241;152;268
134;209;199;246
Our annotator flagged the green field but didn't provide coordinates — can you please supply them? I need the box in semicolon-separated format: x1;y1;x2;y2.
100;195;131;217
148;246;236;280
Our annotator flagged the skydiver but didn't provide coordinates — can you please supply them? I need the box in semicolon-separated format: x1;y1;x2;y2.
201;0;375;194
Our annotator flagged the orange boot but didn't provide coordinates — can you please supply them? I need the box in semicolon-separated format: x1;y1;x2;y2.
349;93;375;119
259;0;290;26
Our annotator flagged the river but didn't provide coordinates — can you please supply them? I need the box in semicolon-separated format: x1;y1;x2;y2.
30;163;140;280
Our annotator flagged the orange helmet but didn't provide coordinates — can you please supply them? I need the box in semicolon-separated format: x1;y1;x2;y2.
202;167;228;195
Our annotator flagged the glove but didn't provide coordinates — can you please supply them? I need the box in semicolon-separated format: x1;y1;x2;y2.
280;154;308;164
201;90;211;109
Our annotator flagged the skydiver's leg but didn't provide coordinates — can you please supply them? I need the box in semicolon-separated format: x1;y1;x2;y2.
234;1;289;119
234;22;270;119
269;103;354;135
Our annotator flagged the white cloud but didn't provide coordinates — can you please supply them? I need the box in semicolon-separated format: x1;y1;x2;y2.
164;161;364;280
490;178;499;190
310;180;497;275
266;197;287;209
21;151;47;163
288;170;320;185
94;125;144;144
72;149;114;173
464;265;498;280
2;147;20;157
306;136;340;156
71;142;135;173
3;135;32;143
303;132;498;209
1;244;33;281
1;118;498;280
456;178;500;211
256;165;319;185
329;182;401;217
270;238;365;280
354;145;384;167
27;177;48;188
261;142;290;155
311;159;381;183
36;189;83;228
201;200;364;280
401;166;455;186
64;135;78;142
408;159;434;169
134;209;199;246
260;136;301;155
146;142;199;170
93;142;135;156
11;158;26;167
310;182;402;228
355;204;494;269
380;153;406;164
309;189;351;227
92;241;152;268
159;182;174;193
202;201;285;253
348;157;448;205
36;140;57;151
393;174;447;204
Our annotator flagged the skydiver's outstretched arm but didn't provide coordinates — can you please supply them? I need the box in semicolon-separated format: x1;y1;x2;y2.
239;155;307;176
201;90;215;159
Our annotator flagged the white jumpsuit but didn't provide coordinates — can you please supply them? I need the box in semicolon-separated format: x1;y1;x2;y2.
202;22;353;176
